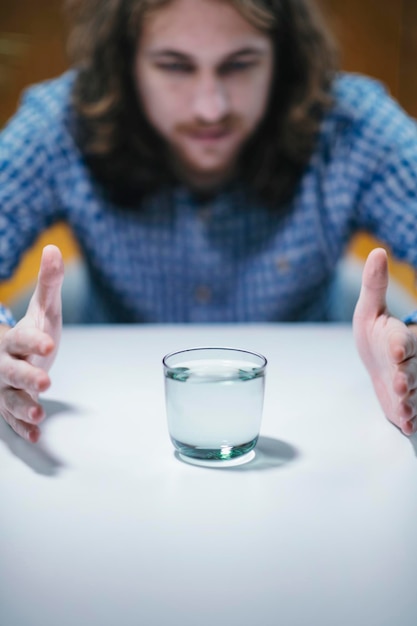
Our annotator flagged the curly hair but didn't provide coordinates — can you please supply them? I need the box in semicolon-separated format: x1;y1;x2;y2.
65;0;338;207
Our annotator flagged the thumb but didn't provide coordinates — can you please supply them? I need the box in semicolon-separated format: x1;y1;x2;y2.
31;245;65;314
354;248;389;320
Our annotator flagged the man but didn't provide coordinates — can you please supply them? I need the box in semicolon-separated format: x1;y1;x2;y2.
0;0;416;442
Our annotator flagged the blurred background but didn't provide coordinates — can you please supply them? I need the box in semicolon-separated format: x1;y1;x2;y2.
0;0;416;313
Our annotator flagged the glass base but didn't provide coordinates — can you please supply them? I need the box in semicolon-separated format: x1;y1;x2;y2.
179;449;255;467
172;436;258;463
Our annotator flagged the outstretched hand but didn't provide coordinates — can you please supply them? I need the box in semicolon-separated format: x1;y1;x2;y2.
0;245;64;442
353;248;417;435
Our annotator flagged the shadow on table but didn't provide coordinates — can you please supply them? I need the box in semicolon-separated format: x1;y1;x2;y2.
175;436;299;472
0;399;78;476
228;435;299;472
409;433;417;457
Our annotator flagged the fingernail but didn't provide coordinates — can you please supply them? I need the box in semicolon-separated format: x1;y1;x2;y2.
28;406;44;423
404;418;417;434
28;427;40;443
40;341;51;355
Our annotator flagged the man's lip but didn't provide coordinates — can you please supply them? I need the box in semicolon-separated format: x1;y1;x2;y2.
185;128;231;140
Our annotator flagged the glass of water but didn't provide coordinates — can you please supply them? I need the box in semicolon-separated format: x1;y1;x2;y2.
163;347;267;465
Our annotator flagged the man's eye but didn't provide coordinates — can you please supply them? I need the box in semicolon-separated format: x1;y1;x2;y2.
157;63;193;74
220;61;256;75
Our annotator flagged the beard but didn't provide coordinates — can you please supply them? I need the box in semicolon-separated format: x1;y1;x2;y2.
165;114;247;190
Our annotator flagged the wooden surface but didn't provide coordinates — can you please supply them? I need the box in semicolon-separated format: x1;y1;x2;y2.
399;0;417;119
0;0;416;302
318;0;402;100
0;0;68;124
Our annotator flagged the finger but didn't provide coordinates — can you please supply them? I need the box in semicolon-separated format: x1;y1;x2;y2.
38;245;65;290
398;392;417;421
1;358;50;395
2;409;41;443
354;248;389;320
30;245;64;315
389;329;417;364
4;326;55;360
2;387;45;424
394;362;417;396
400;416;417;437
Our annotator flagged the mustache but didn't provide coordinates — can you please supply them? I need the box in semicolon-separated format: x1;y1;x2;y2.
175;115;241;134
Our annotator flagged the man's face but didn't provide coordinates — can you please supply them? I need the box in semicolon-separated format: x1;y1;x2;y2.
135;0;274;189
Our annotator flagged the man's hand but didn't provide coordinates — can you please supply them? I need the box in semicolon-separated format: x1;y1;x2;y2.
0;245;64;442
353;248;417;435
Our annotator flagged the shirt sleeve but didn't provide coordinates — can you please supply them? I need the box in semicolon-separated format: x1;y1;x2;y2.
352;89;417;270
0;303;16;326
0;86;65;281
402;310;417;325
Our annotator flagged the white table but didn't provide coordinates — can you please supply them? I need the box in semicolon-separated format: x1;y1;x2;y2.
1;324;416;626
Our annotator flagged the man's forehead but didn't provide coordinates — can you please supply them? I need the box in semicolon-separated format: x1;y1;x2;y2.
139;0;271;55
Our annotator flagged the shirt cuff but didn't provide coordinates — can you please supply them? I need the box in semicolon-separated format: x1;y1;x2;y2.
0;303;16;327
402;310;417;325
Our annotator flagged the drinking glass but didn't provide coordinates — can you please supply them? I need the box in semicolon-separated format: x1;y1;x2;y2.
163;347;267;465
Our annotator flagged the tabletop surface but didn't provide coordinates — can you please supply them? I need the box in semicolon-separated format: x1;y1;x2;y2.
1;324;416;626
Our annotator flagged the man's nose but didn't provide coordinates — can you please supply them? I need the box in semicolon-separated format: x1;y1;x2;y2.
192;75;229;123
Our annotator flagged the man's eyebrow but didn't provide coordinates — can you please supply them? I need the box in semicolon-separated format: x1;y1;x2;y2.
146;46;268;61
147;50;191;59
225;47;268;58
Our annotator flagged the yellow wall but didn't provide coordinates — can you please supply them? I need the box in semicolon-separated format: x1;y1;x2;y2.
348;234;417;297
0;224;79;303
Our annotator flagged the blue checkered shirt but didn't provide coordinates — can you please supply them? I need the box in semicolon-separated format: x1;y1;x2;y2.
1;71;417;324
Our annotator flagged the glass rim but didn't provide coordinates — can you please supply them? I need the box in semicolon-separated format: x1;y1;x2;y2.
162;346;267;370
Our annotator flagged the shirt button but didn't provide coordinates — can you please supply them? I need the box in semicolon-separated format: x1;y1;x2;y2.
195;285;212;303
275;256;290;273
